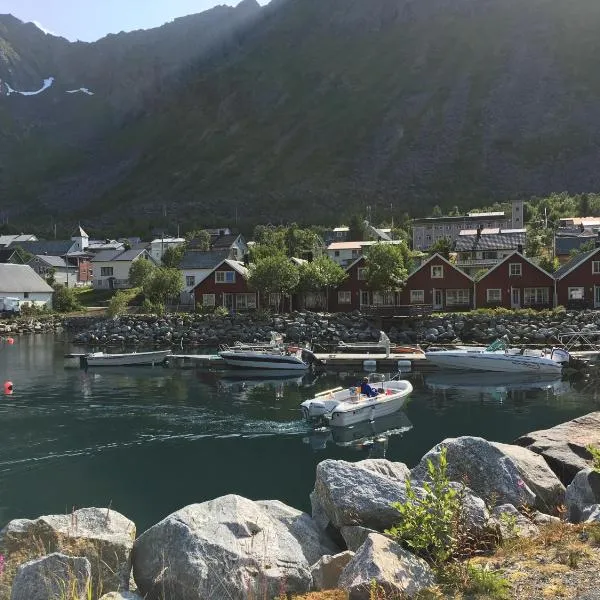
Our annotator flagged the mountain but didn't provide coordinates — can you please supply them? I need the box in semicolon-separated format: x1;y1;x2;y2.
3;0;600;234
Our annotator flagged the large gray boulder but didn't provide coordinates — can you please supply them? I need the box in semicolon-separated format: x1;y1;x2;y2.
311;459;409;531
0;507;135;597
310;551;355;590
338;533;435;599
11;553;91;600
565;468;600;522
341;526;379;552
356;459;411;481
491;442;566;511
515;412;600;485
412;437;536;508
133;495;330;600
491;504;539;540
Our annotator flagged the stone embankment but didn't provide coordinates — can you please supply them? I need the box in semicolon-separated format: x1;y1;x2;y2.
69;308;600;348
2;412;600;599
0;316;63;335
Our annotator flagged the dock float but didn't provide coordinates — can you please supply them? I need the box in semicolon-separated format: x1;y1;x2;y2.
313;352;427;370
168;354;224;368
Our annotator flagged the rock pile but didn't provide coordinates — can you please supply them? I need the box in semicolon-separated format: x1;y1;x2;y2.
0;316;62;335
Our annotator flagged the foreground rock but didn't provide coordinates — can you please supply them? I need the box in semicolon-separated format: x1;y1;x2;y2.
98;594;144;600
338;533;435;599
0;507;135;597
515;412;600;485
565;468;600;522
491;504;539;540
310;551;355;590
341;526;379;552
133;495;335;600
412;436;537;508
11;553;91;600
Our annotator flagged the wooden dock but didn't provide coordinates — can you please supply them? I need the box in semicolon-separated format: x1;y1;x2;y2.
313;352;427;370
168;354;224;368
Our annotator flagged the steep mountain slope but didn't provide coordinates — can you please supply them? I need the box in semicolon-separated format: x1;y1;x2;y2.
3;0;600;231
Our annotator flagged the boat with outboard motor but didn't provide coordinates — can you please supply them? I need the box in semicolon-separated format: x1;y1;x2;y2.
425;339;570;374
300;374;413;426
84;349;172;367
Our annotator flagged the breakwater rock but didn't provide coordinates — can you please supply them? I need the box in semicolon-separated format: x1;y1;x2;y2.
70;308;600;348
0;316;62;335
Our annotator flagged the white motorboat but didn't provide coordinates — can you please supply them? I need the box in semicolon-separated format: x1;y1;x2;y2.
300;377;413;426
425;340;569;374
84;350;172;367
218;347;310;370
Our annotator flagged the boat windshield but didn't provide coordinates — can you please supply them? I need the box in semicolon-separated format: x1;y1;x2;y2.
485;339;507;352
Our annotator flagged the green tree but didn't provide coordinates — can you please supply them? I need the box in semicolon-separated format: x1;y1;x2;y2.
53;285;81;313
348;215;367;241
538;255;560;273
364;243;409;292
248;255;300;312
285;223;321;258
298;255;347;307
144;267;183;310
431;205;443;217
129;258;156;287
570;239;596;257
186;229;211;250
162;245;186;268
428;237;453;260
473;268;489;281
45;267;56;287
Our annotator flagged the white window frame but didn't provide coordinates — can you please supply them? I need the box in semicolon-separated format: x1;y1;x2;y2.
446;289;470;306
410;289;424;304
431;265;444;279
357;267;367;281
568;287;585;300
186;275;195;287
236;293;257;309
338;291;352;304
486;288;502;303
202;294;215;307
215;270;235;284
593;261;600;274
509;263;522;277
524;287;549;306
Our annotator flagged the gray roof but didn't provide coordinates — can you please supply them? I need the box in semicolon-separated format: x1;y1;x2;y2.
92;248;150;263
0;248;21;263
555;235;596;256
72;225;88;238
210;234;244;249
33;255;67;268
554;248;600;279
0;264;54;293
455;231;526;252
180;250;230;269
0;234;37;247
15;240;76;256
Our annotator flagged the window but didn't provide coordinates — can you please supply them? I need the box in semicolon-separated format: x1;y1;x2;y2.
202;294;215;306
509;263;522;276
593;261;600;274
215;271;235;283
410;290;424;304
373;291;396;306
334;250;340;257
446;289;470;306
236;294;257;309
186;275;195;287
482;251;497;260
487;289;502;303
524;288;549;305
24;292;30;299
100;267;113;277
357;267;367;280
431;265;444;278
338;291;352;304
351;249;359;258
568;287;585;300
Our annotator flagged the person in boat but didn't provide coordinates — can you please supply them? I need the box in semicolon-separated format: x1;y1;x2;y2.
360;376;379;398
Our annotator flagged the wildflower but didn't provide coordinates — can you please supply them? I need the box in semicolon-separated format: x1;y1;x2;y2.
0;554;5;578
517;479;525;488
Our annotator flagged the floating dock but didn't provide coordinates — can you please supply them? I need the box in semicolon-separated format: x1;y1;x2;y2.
168;354;224;368
313;352;427;370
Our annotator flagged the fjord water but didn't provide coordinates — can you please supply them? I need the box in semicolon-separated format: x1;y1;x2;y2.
0;334;598;532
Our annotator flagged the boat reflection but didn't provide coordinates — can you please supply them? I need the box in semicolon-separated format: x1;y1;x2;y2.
304;410;413;456
423;371;567;394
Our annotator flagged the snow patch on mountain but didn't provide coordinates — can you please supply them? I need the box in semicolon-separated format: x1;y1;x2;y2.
66;88;95;96
1;78;94;97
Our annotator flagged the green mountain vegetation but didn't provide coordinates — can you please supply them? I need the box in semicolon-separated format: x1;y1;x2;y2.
3;0;600;235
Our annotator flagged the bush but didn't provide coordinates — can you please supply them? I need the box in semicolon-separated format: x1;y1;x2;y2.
587;444;600;472
107;289;137;317
53;286;82;313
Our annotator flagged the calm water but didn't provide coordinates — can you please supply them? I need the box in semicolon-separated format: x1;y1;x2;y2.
0;334;598;532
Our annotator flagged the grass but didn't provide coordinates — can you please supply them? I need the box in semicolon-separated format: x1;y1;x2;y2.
72;288;118;308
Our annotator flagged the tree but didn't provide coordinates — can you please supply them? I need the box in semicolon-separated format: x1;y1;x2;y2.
53;285;81;313
248;255;300;312
428;237;453;260
144;267;183;309
45;267;56;287
473;269;489;282
186;229;211;250
431;205;443;217
364;243;409;292
348;215;367;241
570;239;596;257
129;258;156;287
162;245;186;268
298;255;347;307
285;223;321;258
538;256;560;273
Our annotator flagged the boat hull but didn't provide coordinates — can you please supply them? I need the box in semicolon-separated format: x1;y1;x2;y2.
85;350;171;367
219;351;308;370
329;393;410;426
425;351;563;374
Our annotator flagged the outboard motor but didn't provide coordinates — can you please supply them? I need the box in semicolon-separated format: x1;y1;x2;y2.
550;347;570;365
302;348;324;370
301;397;339;424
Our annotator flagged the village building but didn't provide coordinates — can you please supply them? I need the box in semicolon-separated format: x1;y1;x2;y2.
475;252;554;310
326;240;404;268
149;237;185;263
91;248;156;289
193;260;256;312
0;264;54;308
178;249;231;305
554;246;600;309
0;234;37;248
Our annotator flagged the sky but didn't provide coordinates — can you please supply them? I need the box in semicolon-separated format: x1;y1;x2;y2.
1;0;269;42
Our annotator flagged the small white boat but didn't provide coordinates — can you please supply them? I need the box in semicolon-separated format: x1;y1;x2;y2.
85;350;172;367
425;340;569;374
300;378;413;426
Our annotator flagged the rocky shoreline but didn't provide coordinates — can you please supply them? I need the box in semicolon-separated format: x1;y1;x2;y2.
67;308;600;349
2;412;600;599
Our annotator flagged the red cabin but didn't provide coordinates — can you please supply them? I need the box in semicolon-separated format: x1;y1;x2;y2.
555;247;600;309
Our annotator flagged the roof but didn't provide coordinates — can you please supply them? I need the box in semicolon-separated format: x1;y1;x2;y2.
413;213;507;225
0;248;21;263
92;248;150;263
224;260;249;276
87;240;124;251
290;257;307;266
455;230;526;252
72;225;88;238
33;255;67;268
179;250;230;269
16;240;76;256
555;236;596;256
559;217;600;227
210;233;244;249
151;237;185;245
0;234;37;247
407;253;473;281
368;225;392;242
0;264;54;293
327;240;403;251
333;227;349;232
477;251;553;282
554;247;600;280
467;212;505;218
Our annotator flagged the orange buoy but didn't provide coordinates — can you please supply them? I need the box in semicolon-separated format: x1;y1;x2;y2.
6;337;14;345
3;381;13;395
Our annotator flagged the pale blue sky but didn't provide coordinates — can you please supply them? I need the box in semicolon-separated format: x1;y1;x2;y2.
1;0;269;42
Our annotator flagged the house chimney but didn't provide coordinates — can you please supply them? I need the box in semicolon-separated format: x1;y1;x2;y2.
517;244;523;254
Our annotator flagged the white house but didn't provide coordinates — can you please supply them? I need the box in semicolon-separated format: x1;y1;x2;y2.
178;249;231;305
150;237;185;264
28;255;72;287
0;264;54;308
326;240;404;267
92;248;156;289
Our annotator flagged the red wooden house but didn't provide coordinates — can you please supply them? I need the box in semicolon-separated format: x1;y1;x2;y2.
475;251;554;309
399;254;474;311
554;247;600;309
193;259;258;312
329;256;370;312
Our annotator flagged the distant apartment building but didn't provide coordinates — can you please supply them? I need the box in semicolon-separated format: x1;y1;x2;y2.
412;200;523;251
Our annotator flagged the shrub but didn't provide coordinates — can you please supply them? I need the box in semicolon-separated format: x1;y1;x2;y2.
53;286;81;313
107;290;135;317
587;444;600;472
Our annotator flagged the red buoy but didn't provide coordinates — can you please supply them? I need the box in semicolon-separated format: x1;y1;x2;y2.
6;337;14;345
4;381;13;395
